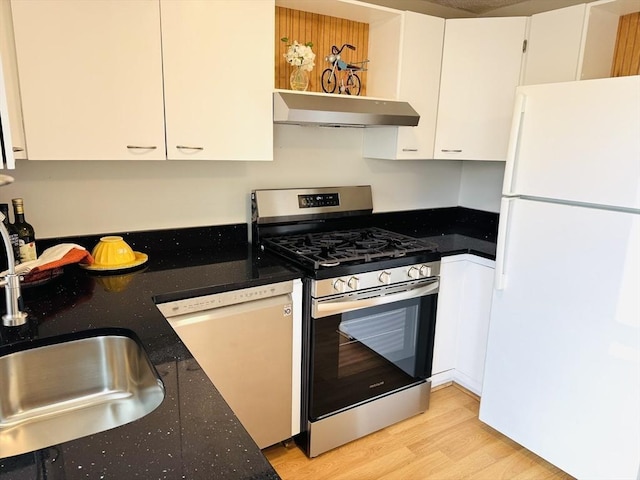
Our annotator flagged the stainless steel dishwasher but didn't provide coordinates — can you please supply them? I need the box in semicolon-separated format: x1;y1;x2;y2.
156;279;302;449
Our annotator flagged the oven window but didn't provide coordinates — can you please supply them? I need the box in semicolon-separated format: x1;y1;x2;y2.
310;296;436;420
339;304;419;377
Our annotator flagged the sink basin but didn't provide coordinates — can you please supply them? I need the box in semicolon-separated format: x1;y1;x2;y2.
0;328;165;458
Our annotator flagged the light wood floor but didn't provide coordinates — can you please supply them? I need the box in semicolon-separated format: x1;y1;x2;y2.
263;384;574;480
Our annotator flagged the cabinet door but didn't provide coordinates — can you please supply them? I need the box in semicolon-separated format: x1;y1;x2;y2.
362;12;444;160
522;4;587;85
0;0;26;160
432;255;495;395
453;259;494;395
434;17;526;161
161;0;274;161
11;0;166;160
432;258;465;380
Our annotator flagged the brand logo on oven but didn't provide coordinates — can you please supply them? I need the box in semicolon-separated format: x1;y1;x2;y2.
369;381;385;389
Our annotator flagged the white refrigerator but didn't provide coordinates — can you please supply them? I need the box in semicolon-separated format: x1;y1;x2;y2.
479;76;640;480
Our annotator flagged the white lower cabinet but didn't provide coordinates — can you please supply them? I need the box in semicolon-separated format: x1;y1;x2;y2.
432;254;495;395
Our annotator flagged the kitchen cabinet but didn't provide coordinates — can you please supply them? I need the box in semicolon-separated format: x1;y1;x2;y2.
276;0;403;99
432;254;495;395
523;0;639;85
161;0;273;161
579;0;640;80
10;0;274;161
433;17;527;161
362;11;444;160
10;0;166;161
431;259;465;382
0;0;26;160
522;4;587;85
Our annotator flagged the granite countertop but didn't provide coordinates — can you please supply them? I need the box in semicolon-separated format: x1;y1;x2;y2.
0;208;497;479
0;226;299;480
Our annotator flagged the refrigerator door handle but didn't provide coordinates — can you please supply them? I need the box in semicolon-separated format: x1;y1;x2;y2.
495;197;513;291
502;92;526;196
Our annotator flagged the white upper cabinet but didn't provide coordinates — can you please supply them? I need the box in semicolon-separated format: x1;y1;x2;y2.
0;0;26;160
161;0;274;161
362;11;444;160
522;4;587;85
10;0;274;161
11;0;166;161
579;0;640;80
433;17;527;161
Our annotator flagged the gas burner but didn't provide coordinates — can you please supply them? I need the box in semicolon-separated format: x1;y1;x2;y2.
264;227;438;270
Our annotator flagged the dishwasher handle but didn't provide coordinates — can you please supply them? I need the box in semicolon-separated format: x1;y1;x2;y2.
166;292;292;328
155;280;294;319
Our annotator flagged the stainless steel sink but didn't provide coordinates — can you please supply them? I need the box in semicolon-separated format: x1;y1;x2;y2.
0;328;165;458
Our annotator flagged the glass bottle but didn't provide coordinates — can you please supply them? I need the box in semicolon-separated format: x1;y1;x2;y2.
11;198;37;262
0;203;21;267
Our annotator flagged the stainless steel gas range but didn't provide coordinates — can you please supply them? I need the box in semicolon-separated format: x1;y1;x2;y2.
252;186;440;457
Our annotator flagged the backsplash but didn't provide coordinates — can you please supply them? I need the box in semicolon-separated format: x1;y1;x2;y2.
0;125;503;239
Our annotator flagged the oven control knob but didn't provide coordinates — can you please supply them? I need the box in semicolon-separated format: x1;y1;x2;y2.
333;278;347;293
347;276;359;290
379;271;392;285
419;265;432;277
408;266;420;279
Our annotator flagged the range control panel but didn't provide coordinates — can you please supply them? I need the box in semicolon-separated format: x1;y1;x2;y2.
298;193;340;208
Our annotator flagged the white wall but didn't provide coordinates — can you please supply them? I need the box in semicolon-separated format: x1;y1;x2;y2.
458;161;505;212
1;125;466;238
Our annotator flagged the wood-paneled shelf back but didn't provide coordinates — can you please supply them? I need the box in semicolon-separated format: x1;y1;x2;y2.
611;11;640;77
275;7;369;95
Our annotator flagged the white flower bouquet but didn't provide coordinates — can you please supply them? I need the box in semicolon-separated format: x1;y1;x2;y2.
282;37;316;72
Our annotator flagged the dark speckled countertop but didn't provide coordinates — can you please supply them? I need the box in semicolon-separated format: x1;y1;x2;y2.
0;207;496;479
0;225;296;480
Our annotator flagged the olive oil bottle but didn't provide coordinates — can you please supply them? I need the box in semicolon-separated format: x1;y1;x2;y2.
11;198;37;262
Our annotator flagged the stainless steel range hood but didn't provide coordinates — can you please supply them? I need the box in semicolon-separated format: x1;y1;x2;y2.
273;91;420;127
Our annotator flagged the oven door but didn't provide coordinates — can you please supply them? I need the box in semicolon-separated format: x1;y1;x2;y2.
309;278;438;420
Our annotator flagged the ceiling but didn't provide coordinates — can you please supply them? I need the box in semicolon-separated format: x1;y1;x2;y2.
420;0;532;14
367;0;598;18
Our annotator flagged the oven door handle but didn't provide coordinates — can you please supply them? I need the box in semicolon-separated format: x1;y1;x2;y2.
312;280;439;318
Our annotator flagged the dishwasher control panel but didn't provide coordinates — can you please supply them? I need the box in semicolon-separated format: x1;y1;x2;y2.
155;280;293;318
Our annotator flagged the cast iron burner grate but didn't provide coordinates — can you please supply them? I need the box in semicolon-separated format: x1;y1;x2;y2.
263;227;438;269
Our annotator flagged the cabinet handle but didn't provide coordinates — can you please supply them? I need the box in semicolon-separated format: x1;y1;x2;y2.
402;148;418;152
12;147;24;153
127;145;157;150
176;145;204;151
440;149;462;153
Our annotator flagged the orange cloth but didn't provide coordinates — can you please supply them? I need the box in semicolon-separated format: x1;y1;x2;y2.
27;247;94;274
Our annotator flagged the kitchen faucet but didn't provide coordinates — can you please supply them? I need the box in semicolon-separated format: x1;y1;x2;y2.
0;174;28;327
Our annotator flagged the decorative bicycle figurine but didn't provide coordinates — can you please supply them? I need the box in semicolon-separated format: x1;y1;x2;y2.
321;44;369;95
